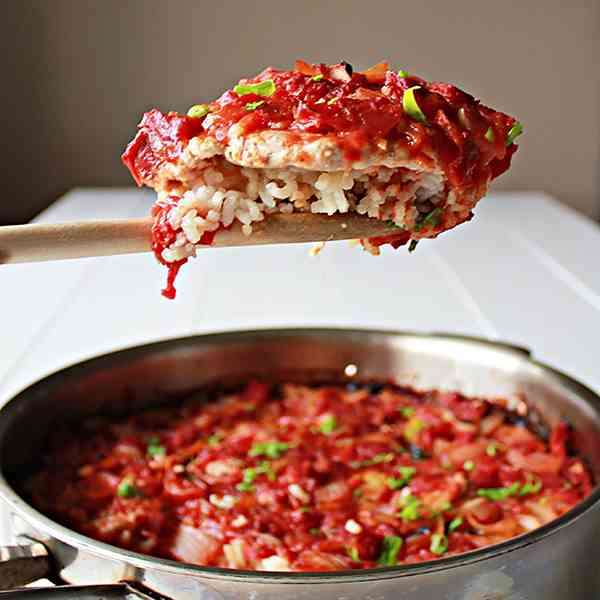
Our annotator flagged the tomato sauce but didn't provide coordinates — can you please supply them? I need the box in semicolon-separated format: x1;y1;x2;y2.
122;61;518;191
27;381;590;571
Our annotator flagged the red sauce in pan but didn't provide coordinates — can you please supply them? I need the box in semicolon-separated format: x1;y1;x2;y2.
27;381;591;571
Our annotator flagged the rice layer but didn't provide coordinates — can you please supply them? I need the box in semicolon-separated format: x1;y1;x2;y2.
158;157;458;263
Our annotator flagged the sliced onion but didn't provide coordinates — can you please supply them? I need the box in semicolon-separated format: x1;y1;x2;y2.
171;525;220;565
506;449;562;475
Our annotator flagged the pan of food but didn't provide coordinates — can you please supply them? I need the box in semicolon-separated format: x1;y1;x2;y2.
0;328;599;599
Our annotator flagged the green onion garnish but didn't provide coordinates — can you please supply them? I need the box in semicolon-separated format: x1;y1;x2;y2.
245;100;265;111
398;70;410;78
463;460;476;472
387;466;417;490
386;477;405;490
435;500;453;514
319;415;338;435
309;527;321;536
249;441;289;459
430;533;448;555
378;535;403;566
399;466;417;480
506;121;523;146
236;462;276;492
519;478;542;496
312;74;324;81
414;207;443;232
147;437;166;459
233;79;276;97
236;481;254;492
117;477;138;498
347;546;360;562
351;452;395;469
408;240;419;253
187;104;210;119
477;482;521;501
448;516;463;532
327;97;338;105
399;495;421;521
486;443;497;457
484;127;495;142
400;406;415;418
403;86;427;123
207;433;223;446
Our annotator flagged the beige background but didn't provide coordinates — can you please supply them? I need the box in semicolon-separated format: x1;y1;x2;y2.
2;0;599;224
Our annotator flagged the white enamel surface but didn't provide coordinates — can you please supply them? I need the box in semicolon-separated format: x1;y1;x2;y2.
1;188;599;544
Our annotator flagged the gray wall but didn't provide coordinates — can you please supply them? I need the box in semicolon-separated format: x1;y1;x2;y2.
2;0;599;224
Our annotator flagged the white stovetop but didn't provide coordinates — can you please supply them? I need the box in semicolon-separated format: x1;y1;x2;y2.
1;188;599;543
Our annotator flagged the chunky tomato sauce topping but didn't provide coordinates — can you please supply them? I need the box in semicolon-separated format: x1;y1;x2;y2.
28;381;591;571
123;61;518;191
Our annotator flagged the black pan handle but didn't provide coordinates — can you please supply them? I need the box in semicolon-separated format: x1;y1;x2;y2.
0;542;51;591
0;542;173;598
0;582;174;598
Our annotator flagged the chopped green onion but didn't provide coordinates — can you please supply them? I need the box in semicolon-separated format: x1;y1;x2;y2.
430;533;448;555
387;477;405;490
117;477;138;498
519;478;542;496
448;516;463;532
486;443;497;457
249;441;289;459
404;417;425;442
399;495;421;521
387;466;416;490
435;500;453;514
207;433;223;446
484;127;495;142
309;527;321;536
408;240;419;253
463;460;476;472
245;100;265;111
377;535;403;566
400;406;416;418
414;207;443;232
506;121;523;146
477;482;520;501
319;415;338;435
233;79;276;97
312;74;324;81
347;546;360;562
187;104;210;119
147;437;166;459
399;466;417;480
403;86;427;123
371;452;394;465
237;462;276;492
398;70;410;78
351;452;395;468
327;97;338;105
